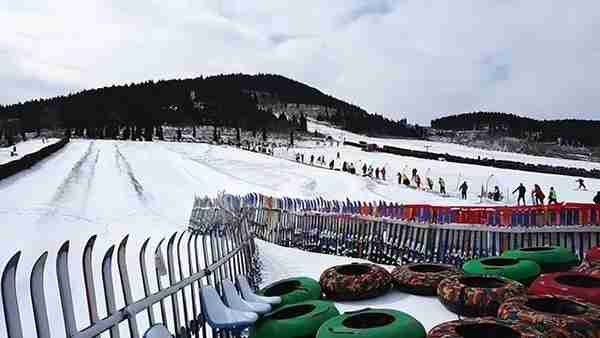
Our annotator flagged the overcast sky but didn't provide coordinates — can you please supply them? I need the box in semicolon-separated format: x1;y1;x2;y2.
1;1;599;125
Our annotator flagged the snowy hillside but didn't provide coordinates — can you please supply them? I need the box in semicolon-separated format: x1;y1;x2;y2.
308;120;600;171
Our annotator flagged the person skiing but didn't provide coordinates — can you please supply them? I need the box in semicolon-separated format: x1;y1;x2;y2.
412;168;418;181
375;167;380;179
513;183;527;206
397;172;402;184
310;154;315;165
415;174;422;189
577;178;587;190
493;186;501;201
548;187;558;204
439;177;446;195
459;181;468;200
532;184;545;205
329;160;335;170
342;161;348;172
594;191;600;204
337;152;340;159
362;163;367;176
381;167;386;181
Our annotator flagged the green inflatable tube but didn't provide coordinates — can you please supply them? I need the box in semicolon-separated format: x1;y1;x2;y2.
316;308;426;338
249;300;339;338
258;277;321;307
463;257;541;285
502;246;579;273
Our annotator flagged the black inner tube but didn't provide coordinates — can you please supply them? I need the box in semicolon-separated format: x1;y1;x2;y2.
525;297;587;316
521;247;553;252
456;323;520;338
270;304;316;320
263;280;302;296
555;275;600;288
342;313;396;329
482;258;520;266
460;276;507;288
336;264;371;276
409;264;451;273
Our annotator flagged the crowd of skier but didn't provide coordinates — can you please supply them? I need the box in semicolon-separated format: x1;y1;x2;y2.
294;150;600;206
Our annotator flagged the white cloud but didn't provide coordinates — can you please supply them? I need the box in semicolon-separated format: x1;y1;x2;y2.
1;0;599;124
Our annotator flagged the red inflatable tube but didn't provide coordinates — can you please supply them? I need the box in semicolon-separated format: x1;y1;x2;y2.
575;260;600;278
529;272;600;305
586;246;600;264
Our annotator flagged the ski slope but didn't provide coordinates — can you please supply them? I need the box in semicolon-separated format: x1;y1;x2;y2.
1;134;599;336
308;120;600;171
0;138;60;165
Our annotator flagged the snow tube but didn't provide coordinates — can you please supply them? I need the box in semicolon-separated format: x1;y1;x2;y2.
575;260;600;278
427;318;544;338
437;275;526;317
258;277;321;307
463;257;541;285
585;246;600;264
529;272;600;305
316;308;426;338
249;300;339;338
319;263;392;301
502;246;579;273
391;263;463;296
498;294;600;338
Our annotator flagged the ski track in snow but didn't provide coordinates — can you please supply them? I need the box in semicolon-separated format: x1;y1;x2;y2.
115;144;147;203
39;141;99;224
164;144;283;192
195;146;320;197
364;177;395;201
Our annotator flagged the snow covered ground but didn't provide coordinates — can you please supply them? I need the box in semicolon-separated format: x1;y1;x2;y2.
0;138;60;165
258;240;456;331
308;120;600;171
1;128;599;336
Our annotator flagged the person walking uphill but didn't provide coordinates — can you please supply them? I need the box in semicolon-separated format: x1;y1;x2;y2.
459;181;468;200
439;177;446;195
532;184;545;205
513;183;527;206
548;187;558;205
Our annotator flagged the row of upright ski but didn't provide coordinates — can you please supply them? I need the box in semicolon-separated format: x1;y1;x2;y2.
246;204;599;266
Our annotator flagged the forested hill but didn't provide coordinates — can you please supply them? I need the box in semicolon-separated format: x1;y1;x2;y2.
0;73;421;138
431;112;600;147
